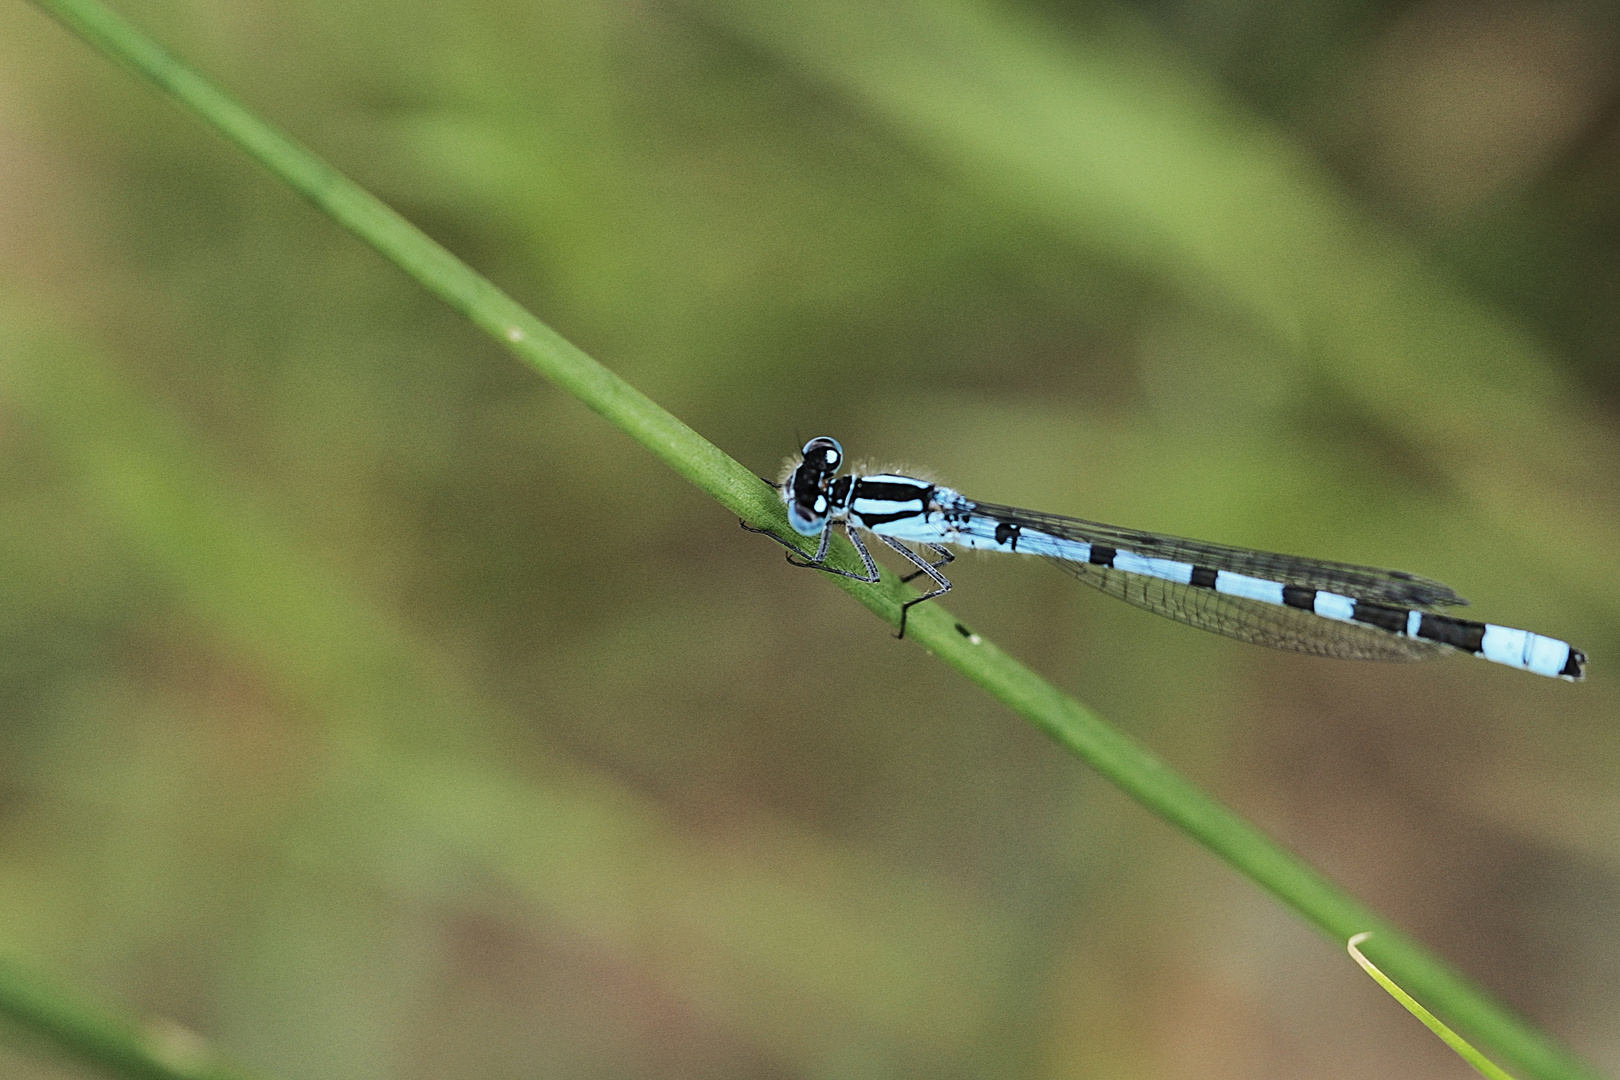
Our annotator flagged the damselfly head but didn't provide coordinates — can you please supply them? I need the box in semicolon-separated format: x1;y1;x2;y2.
785;436;844;536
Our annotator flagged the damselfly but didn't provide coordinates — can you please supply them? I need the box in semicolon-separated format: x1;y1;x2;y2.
750;437;1585;681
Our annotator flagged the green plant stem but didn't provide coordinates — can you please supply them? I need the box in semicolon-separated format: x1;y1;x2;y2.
1349;934;1519;1080
0;958;260;1080
18;3;1604;1080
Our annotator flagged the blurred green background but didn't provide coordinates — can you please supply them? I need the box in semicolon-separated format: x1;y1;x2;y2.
0;0;1617;1076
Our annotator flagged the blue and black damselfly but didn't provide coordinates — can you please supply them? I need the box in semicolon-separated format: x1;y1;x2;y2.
749;437;1585;680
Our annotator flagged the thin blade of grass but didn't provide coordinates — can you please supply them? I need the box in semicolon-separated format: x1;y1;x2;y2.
0;957;261;1080
1349;933;1519;1080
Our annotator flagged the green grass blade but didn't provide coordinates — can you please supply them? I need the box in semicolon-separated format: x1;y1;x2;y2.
1349;934;1519;1080
18;3;1605;1080
0;957;261;1080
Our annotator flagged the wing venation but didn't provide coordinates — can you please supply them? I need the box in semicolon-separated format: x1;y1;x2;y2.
969;500;1464;609
1049;558;1452;662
